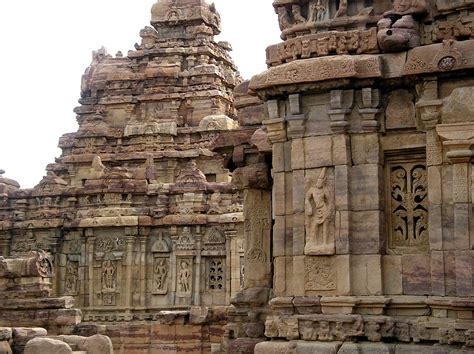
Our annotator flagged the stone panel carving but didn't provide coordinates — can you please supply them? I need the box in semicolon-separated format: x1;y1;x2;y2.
305;168;335;255
250;55;383;90
388;161;429;253
177;259;193;297
153;258;169;295
64;260;79;296
305;256;336;291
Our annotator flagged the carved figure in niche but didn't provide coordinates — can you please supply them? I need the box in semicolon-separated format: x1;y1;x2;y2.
153;259;169;294
309;0;327;22
64;261;79;295
318;321;334;341
178;260;191;294
102;260;116;290
305;168;335;255
292;4;306;25
300;320;316;341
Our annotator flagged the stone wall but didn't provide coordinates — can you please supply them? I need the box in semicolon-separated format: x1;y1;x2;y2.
214;0;474;352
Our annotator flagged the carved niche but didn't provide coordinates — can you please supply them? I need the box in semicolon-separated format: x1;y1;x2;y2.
304;168;335;255
387;159;429;253
151;234;170;295
176;258;193;298
94;236;126;306
203;226;225;251
64;260;80;296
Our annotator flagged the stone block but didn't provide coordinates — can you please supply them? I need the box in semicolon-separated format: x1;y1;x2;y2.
273;172;286;216
272;143;286;173
350;165;384;211
292;170;305;214
332;135;351;165
304;135;333;169
293;212;306;256
291;138;305;171
402;254;431;295
150;324;176;344
285;173;294;215
274;257;286;296
335;211;350;254
431;251;446;296
429;204;444;250
335;165;350;211
454;203;470;250
83;334;113;354
285;214;294;256
455;250;474;296
428;166;443;205
12;328;47;347
24;337;72;354
339;342;395;353
351;255;382;296
351;134;381;165
273;216;286;257
351;211;384;254
255;340;342;354
386;90;416;130
293;256;305;297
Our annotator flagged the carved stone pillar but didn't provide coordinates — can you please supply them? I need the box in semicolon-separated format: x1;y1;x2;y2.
328;90;354;133
436;122;474;297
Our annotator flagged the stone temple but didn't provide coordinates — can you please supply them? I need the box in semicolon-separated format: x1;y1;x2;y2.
1;0;474;353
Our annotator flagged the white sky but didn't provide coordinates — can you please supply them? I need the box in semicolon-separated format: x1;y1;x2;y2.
0;0;281;188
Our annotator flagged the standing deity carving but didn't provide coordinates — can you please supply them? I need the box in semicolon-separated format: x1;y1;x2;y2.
177;260;192;295
305;168;335;255
64;261;79;295
102;260;117;291
153;259;169;294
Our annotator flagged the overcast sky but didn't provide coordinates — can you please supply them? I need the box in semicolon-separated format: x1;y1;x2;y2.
0;0;280;188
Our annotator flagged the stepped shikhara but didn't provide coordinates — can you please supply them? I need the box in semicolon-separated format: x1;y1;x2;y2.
0;0;251;351
2;0;474;353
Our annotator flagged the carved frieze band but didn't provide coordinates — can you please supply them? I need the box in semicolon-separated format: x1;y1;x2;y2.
249;55;382;90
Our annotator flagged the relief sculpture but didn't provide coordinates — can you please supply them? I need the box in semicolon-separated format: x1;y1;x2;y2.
305;168;335;255
389;162;429;252
153;259;169;295
64;260;79;295
177;259;192;297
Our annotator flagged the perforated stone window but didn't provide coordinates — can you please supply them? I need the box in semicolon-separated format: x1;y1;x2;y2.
386;156;429;254
207;258;225;291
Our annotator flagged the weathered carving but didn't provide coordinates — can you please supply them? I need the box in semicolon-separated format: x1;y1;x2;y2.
388;161;429;252
153;258;169;295
177;259;192;297
305;256;336;291
305;168;335;255
64;260;79;295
